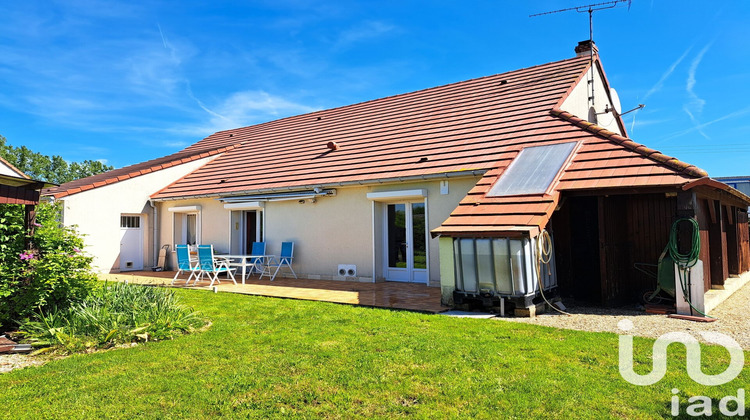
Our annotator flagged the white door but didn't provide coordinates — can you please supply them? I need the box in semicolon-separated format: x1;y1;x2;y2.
384;202;427;283
120;215;143;271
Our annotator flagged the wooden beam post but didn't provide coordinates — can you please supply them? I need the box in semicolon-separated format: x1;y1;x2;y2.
597;196;608;306
707;200;728;287
676;191;698;257
23;204;37;250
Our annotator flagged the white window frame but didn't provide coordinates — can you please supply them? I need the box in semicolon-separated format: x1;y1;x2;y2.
168;205;202;249
367;189;430;284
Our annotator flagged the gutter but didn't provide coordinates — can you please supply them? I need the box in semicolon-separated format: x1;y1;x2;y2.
148;199;159;268
150;169;487;202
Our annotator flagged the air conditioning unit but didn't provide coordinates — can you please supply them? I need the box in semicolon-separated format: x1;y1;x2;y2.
337;264;357;277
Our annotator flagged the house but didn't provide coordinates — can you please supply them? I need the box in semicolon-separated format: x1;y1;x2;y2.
0;156;54;245
45;41;750;313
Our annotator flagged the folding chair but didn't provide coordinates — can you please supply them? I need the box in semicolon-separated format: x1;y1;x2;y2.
247;241;266;277
195;245;237;287
172;244;200;285
262;241;297;281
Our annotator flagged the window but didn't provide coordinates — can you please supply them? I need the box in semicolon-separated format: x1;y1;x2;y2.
120;215;140;229
186;214;197;245
169;206;201;247
487;142;578;196
173;213;199;246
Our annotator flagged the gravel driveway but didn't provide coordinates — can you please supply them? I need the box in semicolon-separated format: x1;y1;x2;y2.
496;281;750;350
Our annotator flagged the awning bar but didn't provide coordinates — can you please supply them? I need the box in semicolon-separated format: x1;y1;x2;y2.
219;188;337;203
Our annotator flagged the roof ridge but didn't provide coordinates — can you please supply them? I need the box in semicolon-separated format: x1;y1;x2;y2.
187;56;591;142
550;108;708;178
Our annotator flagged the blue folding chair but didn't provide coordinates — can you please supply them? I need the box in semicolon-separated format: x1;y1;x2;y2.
172;244;200;285
262;241;297;281
195;245;237;287
248;241;266;276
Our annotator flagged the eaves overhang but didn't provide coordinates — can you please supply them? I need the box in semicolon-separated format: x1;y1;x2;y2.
150;169;486;202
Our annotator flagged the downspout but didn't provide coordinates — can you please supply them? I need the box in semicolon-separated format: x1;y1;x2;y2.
148;199;159;268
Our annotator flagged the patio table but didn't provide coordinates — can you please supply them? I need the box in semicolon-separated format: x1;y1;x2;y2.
216;254;274;284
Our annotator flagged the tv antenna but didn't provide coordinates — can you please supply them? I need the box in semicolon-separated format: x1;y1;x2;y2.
530;1;632;109
529;1;631;43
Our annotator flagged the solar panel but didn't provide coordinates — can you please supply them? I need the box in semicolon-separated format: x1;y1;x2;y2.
487;142;577;196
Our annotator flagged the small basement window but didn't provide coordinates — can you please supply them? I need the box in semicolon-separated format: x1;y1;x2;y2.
487;142;578;196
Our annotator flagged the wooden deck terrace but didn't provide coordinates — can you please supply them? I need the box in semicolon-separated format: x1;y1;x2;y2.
100;270;448;314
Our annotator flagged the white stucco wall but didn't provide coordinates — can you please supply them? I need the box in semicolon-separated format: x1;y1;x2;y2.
159;176;479;285
560;64;624;136
59;157;214;273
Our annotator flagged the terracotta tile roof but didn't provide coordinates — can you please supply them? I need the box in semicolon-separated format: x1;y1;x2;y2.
433;110;706;237
550;109;708;178
44;144;239;199
151;56;593;200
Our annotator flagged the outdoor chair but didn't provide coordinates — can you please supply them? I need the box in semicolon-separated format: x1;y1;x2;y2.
261;241;297;281
195;244;237;287
247;241;267;276
171;244;200;285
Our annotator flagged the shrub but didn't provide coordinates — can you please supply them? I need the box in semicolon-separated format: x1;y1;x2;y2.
0;202;97;329
19;282;206;353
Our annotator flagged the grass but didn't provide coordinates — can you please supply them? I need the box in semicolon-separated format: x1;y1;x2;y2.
1;288;747;419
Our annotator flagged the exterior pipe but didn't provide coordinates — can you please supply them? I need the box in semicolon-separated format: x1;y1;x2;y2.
148;199;158;269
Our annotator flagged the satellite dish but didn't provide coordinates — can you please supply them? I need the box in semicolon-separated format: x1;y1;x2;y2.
610;88;622;114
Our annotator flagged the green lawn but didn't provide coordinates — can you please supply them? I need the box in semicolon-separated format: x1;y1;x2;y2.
2;288;747;419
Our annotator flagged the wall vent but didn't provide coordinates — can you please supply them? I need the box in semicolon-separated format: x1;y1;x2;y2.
337;264;357;277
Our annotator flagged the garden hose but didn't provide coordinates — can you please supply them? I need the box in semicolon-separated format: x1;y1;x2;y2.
536;229;570;316
668;218;714;319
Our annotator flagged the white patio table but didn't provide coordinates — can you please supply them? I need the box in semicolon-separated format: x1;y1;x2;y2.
215;254;275;284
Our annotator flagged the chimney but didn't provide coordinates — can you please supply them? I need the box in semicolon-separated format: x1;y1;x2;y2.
575;40;598;57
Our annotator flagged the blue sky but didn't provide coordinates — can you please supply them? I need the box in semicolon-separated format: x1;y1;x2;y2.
1;1;749;176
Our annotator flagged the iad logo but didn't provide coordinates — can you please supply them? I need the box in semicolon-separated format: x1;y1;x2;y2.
617;319;746;417
618;319;744;386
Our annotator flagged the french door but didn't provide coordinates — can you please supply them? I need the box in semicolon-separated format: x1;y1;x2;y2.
384;202;427;283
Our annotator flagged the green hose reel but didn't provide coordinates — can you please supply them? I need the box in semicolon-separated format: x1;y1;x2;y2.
643;218;701;305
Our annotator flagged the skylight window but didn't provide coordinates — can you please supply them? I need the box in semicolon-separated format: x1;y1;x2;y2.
487;142;577;196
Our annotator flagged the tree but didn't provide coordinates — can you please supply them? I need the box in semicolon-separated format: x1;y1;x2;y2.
0;135;114;184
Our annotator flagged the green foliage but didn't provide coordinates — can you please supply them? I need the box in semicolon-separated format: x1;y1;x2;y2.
0;205;26;305
0;135;113;184
19;282;206;354
0;202;97;329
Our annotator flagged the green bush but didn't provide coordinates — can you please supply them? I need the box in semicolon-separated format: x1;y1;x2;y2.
19;282;206;353
0;202;97;329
